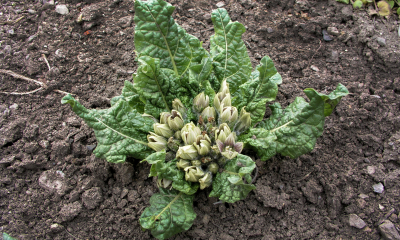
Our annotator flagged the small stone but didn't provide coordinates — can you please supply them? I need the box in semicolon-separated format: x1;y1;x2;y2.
379;204;385;210
359;193;369;199
322;29;333;41
349;214;367;229
9;103;18;109
367;166;376;175
373;182;384;193
59;202;82;221
3;45;12;54
55;5;69;15
327;26;340;36
216;1;226;8
86;144;96;151
120;188;129;199
28;9;37;14
118;16;133;28
377;37;386;47
38;170;68;195
27;35;37;43
8;29;15;35
267;27;274;33
378;220;400;240
326;50;339;63
310;65;319;72
50;223;64;232
82;187;103;209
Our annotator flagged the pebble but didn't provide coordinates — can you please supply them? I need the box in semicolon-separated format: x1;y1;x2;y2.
216;1;226;8
327;26;340;36
55;5;69;15
310;65;319;72
38;170;68;195
322;29;333;41
27;34;37;43
373;182;384;193
28;9;37;14
8;29;15;35
378;220;400;240
377;37;386;46
3;45;12;54
349;214;367;229
367;166;375;175
326;50;339;63
267;27;274;33
50;223;64;232
9;103;18;109
86;144;96;151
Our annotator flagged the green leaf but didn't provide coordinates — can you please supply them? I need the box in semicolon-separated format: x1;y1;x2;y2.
233;56;282;125
397;7;400;15
210;8;252;94
304;83;349;117
140;188;196;240
3;233;17;240
111;81;145;113
209;154;256;203
246;84;348;161
143;151;199;195
134;0;206;77
353;0;364;8
336;0;350;4
61;95;153;163
389;0;395;8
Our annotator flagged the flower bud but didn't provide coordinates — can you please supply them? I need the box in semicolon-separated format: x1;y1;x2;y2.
191;160;202;167
224;132;237;147
208;163;219;174
214;93;232;113
172;98;186;115
147;132;167;152
167;110;184;131
215;123;231;143
184;166;204;182
234;142;244;153
219;80;230;96
194;139;211;155
157;178;172;188
153;123;174;138
176;159;191;170
221;146;238;159
220;106;238;126
199;172;212;190
234;107;251;133
160;112;172;124
181;122;201;145
176;145;198;160
193;92;209;113
201;106;216;123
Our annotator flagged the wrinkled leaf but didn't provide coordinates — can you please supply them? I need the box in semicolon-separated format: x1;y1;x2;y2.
353;0;363;9
233;56;282;125
246;84;348;161
378;1;391;16
111;81;144;113
209;154;256;203
210;8;252;94
61;95;153;163
140;188;196;240
143;151;199;195
134;0;206;78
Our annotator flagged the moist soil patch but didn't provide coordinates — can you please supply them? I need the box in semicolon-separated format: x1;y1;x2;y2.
1;0;400;239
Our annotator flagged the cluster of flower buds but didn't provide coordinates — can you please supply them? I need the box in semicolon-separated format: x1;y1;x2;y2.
146;81;252;190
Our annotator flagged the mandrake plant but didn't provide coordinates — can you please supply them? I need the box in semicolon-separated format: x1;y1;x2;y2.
62;0;349;239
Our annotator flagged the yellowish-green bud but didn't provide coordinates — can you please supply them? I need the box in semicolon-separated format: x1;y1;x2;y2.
201;106;216;122
167;110;184;131
153;123;174;138
208;163;219;174
199;172;212;190
215;123;231;143
184;166;204;182
234;107;251;133
157;178;172;189
176;145;198;160
176;159;191;170
181;122;201;145
172;98;186;115
193;92;209;113
191;160;202;167
160;112;172;124
213;93;231;113
224;132;237;147
219;80;230;96
147;132;167;152
221;146;238;159
220;106;238;125
194;139;211;155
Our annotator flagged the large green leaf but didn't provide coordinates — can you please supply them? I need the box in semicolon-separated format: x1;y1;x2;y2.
210;8;252;94
111;81;144;113
140;188;196;240
134;0;206;77
246;84;349;161
209;154;256;203
61;95;153;163
143;151;199;195
233;56;282;125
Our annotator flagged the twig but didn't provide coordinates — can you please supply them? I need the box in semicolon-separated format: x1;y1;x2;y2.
0;16;24;25
42;54;51;71
1;87;43;95
307;40;322;69
0;69;46;87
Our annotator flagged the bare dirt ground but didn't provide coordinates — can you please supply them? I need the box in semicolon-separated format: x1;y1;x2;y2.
1;0;400;239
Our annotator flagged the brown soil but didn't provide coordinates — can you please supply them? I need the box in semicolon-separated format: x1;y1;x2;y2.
1;0;400;239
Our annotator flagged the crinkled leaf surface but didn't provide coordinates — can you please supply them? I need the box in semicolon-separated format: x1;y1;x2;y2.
209;154;256;203
134;0;206;77
210;8;252;94
61;95;153;163
140;188;196;240
246;84;348;161
111;81;144;113
143;151;199;195
234;56;282;125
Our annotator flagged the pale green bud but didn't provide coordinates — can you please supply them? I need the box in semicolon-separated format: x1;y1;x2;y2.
234;107;252;133
194;139;211;155
160;112;172;124
191;160;202;167
193;92;209;113
181;122;202;145
167;110;184;131
220;106;238;126
201;106;216;122
199;172;212;190
153;123;174;138
221;146;239;159
157;178;172;188
172;98;186;115
208;163;219;174
176;159;191;170
184;166;204;182
176;145;198;160
219;80;230;96
215;123;231;143
224;132;237;147
147;132;167;152
213;93;231;113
